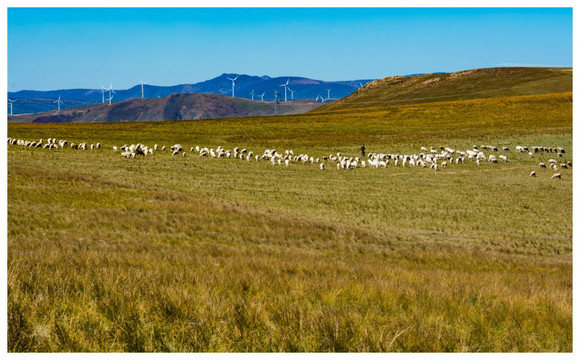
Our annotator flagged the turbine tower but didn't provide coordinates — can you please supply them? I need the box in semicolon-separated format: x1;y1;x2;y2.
250;89;255;101
106;84;115;105
227;75;239;97
288;87;295;100
100;85;106;103
8;99;16;115
258;91;265;102
274;90;280;115
280;79;289;102
326;88;331;99
140;80;147;98
55;96;63;111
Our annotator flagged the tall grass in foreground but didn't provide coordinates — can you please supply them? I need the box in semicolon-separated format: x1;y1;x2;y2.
8;93;572;351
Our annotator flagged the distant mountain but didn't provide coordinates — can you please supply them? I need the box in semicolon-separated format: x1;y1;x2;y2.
7;74;374;115
8;93;322;123
313;67;573;112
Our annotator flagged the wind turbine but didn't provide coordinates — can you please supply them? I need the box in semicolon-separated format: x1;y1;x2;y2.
227;75;239;97
100;85;106;103
106;84;115;105
258;91;265;102
358;81;364;88
288;87;295;100
140;80;147;98
280;79;289;102
274;90;280;115
326;88;331;99
55;96;63;111
8;99;16;115
250;89;255;101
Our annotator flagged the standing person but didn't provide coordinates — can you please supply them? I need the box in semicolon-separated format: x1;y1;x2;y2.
361;144;366;157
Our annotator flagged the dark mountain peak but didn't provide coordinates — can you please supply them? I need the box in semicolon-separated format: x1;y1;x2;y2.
8;73;376;115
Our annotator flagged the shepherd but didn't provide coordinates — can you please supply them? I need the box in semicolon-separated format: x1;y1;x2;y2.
361;144;366;157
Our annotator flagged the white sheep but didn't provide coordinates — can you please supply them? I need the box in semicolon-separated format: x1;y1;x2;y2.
529;171;536;177
320;163;325;170
551;173;561;179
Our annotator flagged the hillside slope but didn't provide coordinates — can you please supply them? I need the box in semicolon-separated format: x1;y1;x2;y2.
8;93;322;123
313;67;572;112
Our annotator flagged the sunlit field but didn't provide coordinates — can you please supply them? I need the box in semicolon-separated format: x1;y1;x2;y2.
8;92;572;352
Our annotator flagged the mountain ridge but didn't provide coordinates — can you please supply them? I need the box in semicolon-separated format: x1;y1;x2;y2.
8;73;374;115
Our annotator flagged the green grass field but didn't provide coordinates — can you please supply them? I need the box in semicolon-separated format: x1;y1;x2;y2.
7;92;572;352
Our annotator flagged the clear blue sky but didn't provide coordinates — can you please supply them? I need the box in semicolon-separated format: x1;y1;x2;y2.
7;7;573;91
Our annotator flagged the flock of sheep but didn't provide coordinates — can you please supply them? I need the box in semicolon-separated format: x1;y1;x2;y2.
8;137;571;179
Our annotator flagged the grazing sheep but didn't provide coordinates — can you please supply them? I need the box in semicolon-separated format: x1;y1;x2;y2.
551;173;561;179
172;150;179;156
528;152;534;158
183;152;187;157
539;162;546;168
320;163;325;170
161;146;166;151
529;171;536;177
499;155;508;162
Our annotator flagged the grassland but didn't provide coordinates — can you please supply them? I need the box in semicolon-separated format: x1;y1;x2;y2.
7;92;572;352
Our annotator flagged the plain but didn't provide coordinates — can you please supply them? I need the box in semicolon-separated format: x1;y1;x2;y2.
7;92;572;351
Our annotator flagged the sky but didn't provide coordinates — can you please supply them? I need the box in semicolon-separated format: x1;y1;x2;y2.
6;5;574;92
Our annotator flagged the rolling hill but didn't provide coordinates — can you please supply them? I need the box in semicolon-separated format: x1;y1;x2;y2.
313;67;572;112
8;93;322;123
7;74;374;115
